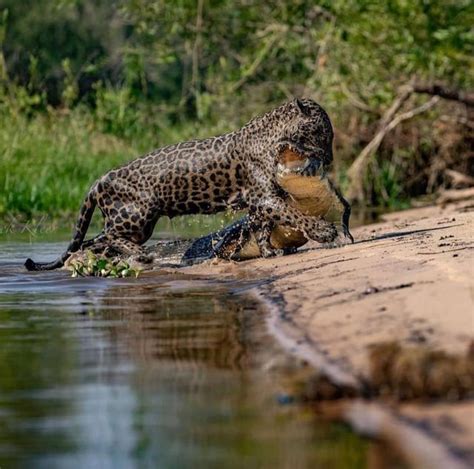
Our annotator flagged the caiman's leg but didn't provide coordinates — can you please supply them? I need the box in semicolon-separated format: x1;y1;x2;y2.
212;218;252;260
182;217;253;263
283;246;298;255
181;234;216;264
213;216;296;260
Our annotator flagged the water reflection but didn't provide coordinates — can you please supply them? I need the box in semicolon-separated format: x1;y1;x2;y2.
0;244;369;468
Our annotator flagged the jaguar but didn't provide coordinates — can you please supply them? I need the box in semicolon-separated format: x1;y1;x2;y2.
25;98;339;270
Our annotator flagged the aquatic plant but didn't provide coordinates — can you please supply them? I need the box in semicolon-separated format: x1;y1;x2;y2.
68;250;141;278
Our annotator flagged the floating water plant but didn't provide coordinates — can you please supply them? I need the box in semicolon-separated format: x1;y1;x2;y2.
68;251;141;278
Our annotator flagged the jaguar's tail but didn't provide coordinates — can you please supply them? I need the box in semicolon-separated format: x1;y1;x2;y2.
25;185;98;271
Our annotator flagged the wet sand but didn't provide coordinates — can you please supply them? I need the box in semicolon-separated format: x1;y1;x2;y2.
185;199;474;467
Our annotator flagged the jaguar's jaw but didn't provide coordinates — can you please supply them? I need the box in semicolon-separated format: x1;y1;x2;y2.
276;139;326;160
276;142;324;179
277;158;311;176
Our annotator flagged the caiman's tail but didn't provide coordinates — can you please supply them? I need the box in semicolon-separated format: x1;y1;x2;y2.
25;185;98;271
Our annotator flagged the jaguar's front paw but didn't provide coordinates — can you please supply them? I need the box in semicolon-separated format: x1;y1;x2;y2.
326;230;354;249
307;222;338;244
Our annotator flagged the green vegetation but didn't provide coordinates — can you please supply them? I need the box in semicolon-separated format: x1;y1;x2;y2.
0;0;472;230
68;250;142;277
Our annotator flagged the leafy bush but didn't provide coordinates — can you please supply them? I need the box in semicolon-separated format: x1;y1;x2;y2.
0;0;472;221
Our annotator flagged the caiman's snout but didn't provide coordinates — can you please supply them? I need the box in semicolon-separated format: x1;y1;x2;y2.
300;157;322;177
276;153;324;178
304;144;331;175
276;140;327;178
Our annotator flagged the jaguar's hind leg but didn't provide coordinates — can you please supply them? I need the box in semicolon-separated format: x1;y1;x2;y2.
104;237;154;264
80;232;150;263
97;193;158;263
81;232;106;249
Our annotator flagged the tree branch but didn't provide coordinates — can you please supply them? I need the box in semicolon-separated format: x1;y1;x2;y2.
414;83;474;107
346;91;439;203
384;96;440;132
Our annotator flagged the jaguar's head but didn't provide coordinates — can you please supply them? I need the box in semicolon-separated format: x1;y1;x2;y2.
276;98;333;177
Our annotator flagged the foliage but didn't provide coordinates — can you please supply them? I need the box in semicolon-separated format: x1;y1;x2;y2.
0;0;472;221
68;250;142;277
0;108;135;218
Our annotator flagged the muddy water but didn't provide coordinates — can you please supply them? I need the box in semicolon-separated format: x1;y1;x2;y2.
0;241;369;468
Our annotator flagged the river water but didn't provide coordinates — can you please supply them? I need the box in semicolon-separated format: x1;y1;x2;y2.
0;240;371;468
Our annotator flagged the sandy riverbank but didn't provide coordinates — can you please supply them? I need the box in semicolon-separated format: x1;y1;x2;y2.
184;199;474;467
65;197;473;466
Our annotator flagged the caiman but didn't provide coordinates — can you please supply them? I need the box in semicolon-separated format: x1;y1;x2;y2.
182;147;354;264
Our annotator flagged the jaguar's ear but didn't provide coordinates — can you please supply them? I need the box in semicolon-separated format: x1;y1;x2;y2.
295;98;310;116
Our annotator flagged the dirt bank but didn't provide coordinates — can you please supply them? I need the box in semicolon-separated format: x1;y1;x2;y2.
184;199;474;467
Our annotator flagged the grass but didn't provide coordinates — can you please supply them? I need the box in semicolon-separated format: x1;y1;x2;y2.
0;110;135;219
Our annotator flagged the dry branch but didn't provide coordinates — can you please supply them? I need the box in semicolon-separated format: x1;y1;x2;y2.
347;94;439;203
346;81;447;203
444;169;474;189
437;187;474;205
345;83;415;202
344;80;472;204
414;83;474;107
